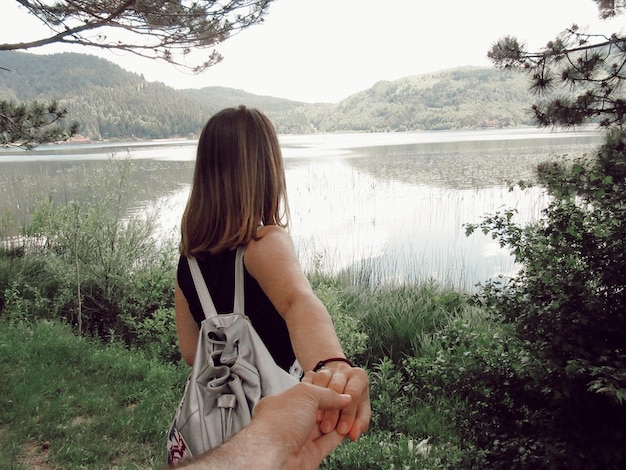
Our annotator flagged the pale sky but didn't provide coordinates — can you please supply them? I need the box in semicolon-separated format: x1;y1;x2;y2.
1;0;623;103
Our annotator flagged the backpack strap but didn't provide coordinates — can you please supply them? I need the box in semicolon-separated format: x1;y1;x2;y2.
233;246;245;315
188;246;246;320
188;257;218;319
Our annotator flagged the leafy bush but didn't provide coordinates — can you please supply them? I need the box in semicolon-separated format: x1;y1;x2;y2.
322;430;462;470
121;307;181;363
0;156;179;362
465;130;626;467
0;252;73;322
24;159;166;336
404;308;546;468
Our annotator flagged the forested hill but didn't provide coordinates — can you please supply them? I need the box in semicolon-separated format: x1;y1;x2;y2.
0;51;537;141
0;51;208;140
317;68;534;132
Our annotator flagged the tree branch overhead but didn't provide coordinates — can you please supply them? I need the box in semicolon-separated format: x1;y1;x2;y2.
3;1;273;73
1;0;274;148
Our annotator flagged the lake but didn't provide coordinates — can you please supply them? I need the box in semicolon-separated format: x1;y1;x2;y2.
0;127;604;291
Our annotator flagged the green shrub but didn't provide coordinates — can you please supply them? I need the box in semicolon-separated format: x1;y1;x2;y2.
368;357;457;439
322;430;463;470
19;157;164;335
404;308;543;468
465;129;626;468
122;307;181;363
0;156;179;361
0;253;73;323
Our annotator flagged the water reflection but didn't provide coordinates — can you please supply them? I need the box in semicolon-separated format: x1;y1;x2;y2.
347;135;601;189
0;158;193;230
0;129;604;290
284;158;548;290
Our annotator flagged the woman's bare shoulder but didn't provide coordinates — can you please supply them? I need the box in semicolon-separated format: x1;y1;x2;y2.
252;225;292;247
245;226;296;272
256;224;289;238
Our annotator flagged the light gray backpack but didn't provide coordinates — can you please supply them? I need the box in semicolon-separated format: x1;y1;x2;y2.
167;246;299;465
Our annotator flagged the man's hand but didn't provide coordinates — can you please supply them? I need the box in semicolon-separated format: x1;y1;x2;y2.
180;376;353;470
253;377;353;469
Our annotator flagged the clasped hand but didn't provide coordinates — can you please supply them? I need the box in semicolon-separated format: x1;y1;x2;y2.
304;365;371;441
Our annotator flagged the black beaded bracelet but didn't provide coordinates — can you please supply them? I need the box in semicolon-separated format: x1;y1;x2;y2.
312;357;354;372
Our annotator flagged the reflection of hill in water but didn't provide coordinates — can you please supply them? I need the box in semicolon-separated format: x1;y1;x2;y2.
1;159;193;231
346;135;603;190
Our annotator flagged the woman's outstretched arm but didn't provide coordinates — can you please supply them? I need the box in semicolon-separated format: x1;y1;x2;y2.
245;226;370;441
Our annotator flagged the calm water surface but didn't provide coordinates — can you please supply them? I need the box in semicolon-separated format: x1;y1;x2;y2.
0;127;603;291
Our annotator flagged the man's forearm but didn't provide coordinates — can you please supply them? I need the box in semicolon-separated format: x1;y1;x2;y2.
181;420;284;470
169;381;355;470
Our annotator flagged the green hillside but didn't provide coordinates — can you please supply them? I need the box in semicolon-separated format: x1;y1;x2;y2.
0;51;538;140
179;86;329;134
313;67;535;132
0;51;207;140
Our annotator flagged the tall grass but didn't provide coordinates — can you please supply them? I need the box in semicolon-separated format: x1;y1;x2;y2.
308;273;517;469
316;275;467;367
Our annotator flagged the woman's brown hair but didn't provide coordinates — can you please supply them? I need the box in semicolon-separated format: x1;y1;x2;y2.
180;106;290;257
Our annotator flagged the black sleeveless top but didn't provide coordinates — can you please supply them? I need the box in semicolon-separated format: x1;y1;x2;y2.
176;249;296;372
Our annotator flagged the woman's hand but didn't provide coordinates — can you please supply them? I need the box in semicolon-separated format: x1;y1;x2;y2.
305;362;371;441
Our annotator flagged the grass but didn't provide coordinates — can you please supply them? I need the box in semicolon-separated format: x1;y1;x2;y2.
0;320;187;469
0;263;519;469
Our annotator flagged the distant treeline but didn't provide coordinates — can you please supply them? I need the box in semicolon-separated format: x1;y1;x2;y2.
0;51;538;140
